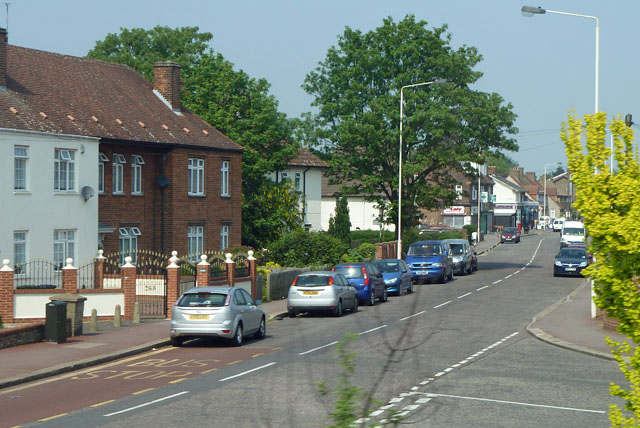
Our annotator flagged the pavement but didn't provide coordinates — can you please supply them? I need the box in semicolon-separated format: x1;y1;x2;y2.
0;231;628;390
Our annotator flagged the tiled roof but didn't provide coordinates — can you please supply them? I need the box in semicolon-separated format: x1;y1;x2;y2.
0;45;242;152
288;147;329;168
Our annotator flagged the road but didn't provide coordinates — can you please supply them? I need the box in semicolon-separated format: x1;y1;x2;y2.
7;232;626;428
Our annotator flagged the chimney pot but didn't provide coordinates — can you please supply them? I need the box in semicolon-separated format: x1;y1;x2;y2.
153;61;181;111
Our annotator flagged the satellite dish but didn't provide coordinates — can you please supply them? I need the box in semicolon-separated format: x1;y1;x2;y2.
81;185;95;201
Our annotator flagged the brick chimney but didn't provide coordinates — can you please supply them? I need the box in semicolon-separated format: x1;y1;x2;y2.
525;171;536;183
153;61;181;111
0;28;7;88
487;166;497;176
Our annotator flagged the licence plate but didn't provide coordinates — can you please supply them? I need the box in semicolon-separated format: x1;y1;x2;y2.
565;268;576;271
416;271;428;275
189;314;209;320
302;290;319;295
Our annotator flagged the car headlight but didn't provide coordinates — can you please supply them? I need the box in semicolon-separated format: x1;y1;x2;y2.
386;277;398;284
579;262;588;267
432;263;442;267
555;260;562;266
453;256;461;262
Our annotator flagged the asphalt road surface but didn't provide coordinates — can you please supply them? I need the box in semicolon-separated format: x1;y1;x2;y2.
6;233;627;428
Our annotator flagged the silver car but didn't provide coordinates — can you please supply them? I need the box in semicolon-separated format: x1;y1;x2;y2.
442;239;474;275
170;286;266;347
287;271;358;318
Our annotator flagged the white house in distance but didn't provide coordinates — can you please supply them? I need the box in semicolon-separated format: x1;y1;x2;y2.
321;176;395;233
268;147;328;231
0;128;99;269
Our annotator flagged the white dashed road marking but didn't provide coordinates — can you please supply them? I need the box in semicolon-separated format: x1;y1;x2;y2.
433;300;452;309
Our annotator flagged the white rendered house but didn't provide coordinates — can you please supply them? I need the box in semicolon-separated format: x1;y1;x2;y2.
0;129;99;270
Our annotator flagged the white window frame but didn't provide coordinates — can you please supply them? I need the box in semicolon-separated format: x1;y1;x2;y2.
281;172;289;182
188;158;205;196
98;152;109;194
54;149;76;192
132;155;144;195
455;184;463;200
220;225;229;251
295;172;302;191
188;226;204;262
119;227;139;265
221;160;230;196
472;187;477;201
112;153;126;195
14;146;28;191
14;231;27;275
53;229;75;270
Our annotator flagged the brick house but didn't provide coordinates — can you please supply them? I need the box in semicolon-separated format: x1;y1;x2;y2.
0;29;243;266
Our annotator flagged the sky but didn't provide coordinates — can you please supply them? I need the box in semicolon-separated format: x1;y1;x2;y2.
5;0;637;176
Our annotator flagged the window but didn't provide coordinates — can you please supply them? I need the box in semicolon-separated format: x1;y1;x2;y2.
132;155;144;194
98;152;109;193
281;172;289;182
455;184;463;200
221;160;229;196
188;158;205;195
188;226;204;262
14;231;27;275
220;225;229;251
53;230;75;269
112;153;125;194
295;172;302;191
472;188;477;201
119;227;140;264
54;149;75;192
14;146;28;191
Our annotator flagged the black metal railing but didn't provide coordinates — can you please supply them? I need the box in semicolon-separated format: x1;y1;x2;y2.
14;260;61;289
77;260;95;289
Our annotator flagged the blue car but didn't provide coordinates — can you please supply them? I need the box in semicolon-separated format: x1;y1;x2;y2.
554;247;590;277
332;262;388;306
405;240;454;284
373;259;413;295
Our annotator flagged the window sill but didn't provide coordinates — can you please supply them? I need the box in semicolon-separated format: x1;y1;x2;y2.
13;191;31;195
131;192;144;197
188;193;206;197
112;192;127;196
220;194;231;198
54;191;79;196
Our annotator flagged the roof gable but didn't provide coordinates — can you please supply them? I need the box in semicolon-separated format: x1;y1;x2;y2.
0;45;242;151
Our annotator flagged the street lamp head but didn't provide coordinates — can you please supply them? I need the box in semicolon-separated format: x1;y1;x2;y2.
433;78;448;85
521;5;546;17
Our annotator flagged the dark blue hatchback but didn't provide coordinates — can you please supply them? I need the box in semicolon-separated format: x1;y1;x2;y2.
553;248;590;277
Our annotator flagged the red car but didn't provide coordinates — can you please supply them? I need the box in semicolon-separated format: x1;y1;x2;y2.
501;227;520;244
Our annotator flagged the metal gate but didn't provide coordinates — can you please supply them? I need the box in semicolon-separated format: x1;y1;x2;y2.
136;251;168;318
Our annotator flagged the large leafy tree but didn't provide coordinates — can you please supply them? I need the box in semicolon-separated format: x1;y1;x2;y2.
563;112;640;426
87;26;301;248
303;15;518;235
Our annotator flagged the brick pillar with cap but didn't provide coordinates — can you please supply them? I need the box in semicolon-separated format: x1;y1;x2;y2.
225;253;235;287
196;255;209;287
62;258;78;294
121;256;137;320
248;251;258;300
0;259;14;324
166;251;180;318
94;250;105;289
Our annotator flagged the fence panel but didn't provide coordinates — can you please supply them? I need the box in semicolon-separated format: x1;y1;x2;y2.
14;260;61;289
234;253;249;279
179;258;197;295
77;260;95;289
208;255;226;283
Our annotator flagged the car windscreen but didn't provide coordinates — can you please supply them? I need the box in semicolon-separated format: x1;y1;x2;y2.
558;249;587;259
374;261;399;273
177;292;227;307
295;275;331;287
407;244;441;256
503;228;517;234
333;267;363;279
563;227;584;236
449;244;464;255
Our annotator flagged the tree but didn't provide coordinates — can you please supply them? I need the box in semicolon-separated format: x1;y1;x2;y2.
549;165;565;178
483;152;519;176
303;15;518;236
562;112;640;426
87;26;301;248
328;195;351;246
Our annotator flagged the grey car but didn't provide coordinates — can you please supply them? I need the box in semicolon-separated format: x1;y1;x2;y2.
170;286;266;347
442;239;474;275
287;271;358;317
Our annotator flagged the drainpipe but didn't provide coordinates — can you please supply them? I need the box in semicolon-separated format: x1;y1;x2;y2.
157;154;171;254
302;167;311;225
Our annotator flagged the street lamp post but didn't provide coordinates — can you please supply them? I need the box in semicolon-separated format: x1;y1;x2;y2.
521;6;599;114
397;79;446;259
543;162;562;222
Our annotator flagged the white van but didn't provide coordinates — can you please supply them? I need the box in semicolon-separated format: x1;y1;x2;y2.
537;216;551;230
561;221;585;247
553;218;565;232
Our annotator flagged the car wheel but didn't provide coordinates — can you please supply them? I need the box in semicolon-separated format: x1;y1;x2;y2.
408;282;414;293
500;239;504;244
170;337;184;347
398;284;404;296
254;317;266;339
288;309;297;318
334;300;343;317
440;274;446;284
553;272;558;277
369;290;376;306
231;323;243;347
449;269;454;281
351;296;358;313
467;264;473;275
380;288;388;303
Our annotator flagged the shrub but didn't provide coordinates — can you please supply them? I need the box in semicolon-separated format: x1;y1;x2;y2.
340;242;377;263
350;229;395;245
462;225;476;245
265;230;348;267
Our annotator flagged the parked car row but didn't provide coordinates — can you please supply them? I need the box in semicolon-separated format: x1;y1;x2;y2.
405;239;477;284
